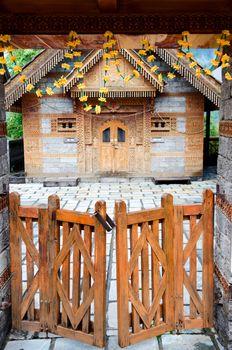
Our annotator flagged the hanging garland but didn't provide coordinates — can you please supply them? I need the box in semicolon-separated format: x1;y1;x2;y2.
0;30;231;115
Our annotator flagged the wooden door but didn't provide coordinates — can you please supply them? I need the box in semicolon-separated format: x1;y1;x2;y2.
100;121;128;173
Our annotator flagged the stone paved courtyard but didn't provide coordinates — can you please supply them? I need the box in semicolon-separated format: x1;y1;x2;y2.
4;178;223;350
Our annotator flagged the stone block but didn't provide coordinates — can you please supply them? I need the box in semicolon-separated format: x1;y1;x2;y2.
0;138;7;157
42;157;77;175
4;339;51;350
0;154;9;177
40;97;73;113
42;137;77;154
41;118;51;134
107;336;159;350
54;338;99;349
151;136;185;152
154;96;186;113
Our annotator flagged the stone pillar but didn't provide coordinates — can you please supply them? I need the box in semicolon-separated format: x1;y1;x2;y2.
0;76;10;347
214;58;232;349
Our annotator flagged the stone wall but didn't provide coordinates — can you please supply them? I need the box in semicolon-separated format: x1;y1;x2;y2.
0;77;10;347
214;58;232;349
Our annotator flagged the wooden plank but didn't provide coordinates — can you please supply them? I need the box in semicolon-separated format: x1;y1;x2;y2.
141;224;150;319
82;225;92;333
18;206;39;219
183;270;203;315
202;189;214;328
72;226;81;312
129;323;169;345
9;192;22;330
190;216;197;319
93;201;106;347
130;224;140;334
56;326;94;346
183;217;203;265
151;220;160;326
161;194;175;329
56;209;95;226
61;222;70;327
21;272;39;320
184;318;204;329
173;206;184;329
115;200;130;348
179;204;203;217
147;272;167;325
25;217;35;320
48;194;60;332
21;320;41;332
128;283;149;328
129;228;146;276
17;217;39;267
127;208;165;225
39;208;49;330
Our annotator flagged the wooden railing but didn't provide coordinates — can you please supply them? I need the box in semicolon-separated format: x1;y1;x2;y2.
9;192;106;347
115;189;214;347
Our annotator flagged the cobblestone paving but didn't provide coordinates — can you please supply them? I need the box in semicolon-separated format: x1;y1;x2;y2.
5;179;221;350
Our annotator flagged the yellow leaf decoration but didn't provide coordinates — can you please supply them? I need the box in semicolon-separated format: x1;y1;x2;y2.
98;97;106;102
61;63;71;70
167;72;176;80
84;105;92;112
26;84;34;92
95;105;101;114
150;65;159;73
211;59;220;67
46;87;54;95
147;55;156;62
19;75;27;83
13;65;22;73
79;95;88;102
132;70;140;78
225;72;232;80
36;89;43;97
0;68;6;75
77;83;86;90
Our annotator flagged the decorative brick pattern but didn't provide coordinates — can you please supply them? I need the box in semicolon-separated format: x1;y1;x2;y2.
214;263;231;295
220;120;232;138
0;266;11;290
216;193;232;222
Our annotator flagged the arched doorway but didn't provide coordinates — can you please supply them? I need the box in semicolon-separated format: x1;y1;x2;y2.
99;120;128;174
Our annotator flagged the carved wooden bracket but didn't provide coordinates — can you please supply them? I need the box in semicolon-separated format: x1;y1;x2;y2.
219;120;232;138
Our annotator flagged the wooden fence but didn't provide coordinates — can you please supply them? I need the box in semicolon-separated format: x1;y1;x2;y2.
115;189;214;347
10;192;106;347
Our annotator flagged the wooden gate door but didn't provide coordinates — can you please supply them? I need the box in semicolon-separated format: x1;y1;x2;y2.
100;120;128;173
115;189;214;347
10;193;106;348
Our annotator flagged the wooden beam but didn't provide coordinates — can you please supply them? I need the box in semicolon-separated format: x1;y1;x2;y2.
98;0;117;12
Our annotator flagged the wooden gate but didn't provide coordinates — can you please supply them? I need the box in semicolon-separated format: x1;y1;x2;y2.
115;189;214;347
9;192;106;348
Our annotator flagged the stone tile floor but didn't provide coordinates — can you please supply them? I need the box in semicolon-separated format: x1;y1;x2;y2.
4;178;223;350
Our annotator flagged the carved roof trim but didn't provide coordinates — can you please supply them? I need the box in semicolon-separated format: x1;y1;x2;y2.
155;48;221;107
5;49;67;110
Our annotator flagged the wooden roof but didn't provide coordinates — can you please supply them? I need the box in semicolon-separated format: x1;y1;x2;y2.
5;48;221;109
0;0;231;34
155;48;221;107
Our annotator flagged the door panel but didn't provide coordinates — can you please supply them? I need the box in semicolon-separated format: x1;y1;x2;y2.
100;121;128;173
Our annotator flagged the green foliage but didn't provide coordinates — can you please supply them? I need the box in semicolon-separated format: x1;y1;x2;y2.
6;112;23;140
204;110;219;137
5;49;43;76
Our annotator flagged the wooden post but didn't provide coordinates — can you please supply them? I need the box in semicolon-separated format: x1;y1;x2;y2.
48;194;60;332
38;208;49;331
93;200;106;347
115;200;130;348
202;189;214;328
9;192;22;330
173;205;184;329
161;194;175;329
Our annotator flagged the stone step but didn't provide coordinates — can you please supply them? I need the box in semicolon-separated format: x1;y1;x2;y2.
43;177;80;187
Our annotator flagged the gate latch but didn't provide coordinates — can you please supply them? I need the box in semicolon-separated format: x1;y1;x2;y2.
93;212;115;232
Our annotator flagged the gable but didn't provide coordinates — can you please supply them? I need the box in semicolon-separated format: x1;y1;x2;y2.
70;51;158;99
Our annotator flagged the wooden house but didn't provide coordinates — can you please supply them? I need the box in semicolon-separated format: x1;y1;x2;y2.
5;48;221;179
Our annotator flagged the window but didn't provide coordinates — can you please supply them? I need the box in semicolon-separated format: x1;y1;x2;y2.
103;128;110;142
117;128;125;142
151;116;171;132
58;118;76;132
